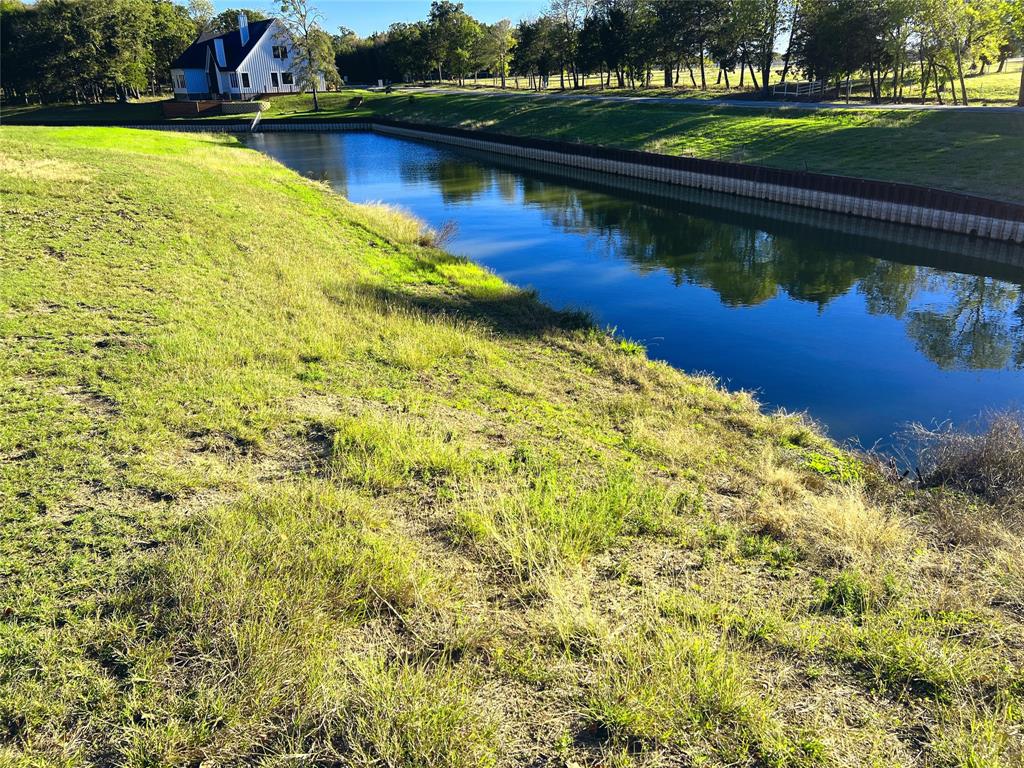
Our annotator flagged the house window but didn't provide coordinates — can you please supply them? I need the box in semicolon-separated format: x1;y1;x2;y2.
272;45;288;59
281;72;294;85
241;72;250;88
174;74;185;89
229;73;239;87
271;72;279;87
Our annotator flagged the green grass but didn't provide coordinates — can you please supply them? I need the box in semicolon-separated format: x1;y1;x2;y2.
2;125;1023;767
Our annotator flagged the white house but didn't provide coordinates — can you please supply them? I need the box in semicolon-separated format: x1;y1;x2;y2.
170;14;325;101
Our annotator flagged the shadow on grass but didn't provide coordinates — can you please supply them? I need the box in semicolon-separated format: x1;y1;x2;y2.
350;276;593;339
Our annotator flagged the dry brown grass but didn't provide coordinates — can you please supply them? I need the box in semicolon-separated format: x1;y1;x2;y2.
754;466;908;569
911;411;1024;513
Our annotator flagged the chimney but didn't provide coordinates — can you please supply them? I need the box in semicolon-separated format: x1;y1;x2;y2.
214;38;226;68
238;13;249;45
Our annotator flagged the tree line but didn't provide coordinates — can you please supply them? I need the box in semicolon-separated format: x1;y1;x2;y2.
337;0;1022;105
1;0;1020;105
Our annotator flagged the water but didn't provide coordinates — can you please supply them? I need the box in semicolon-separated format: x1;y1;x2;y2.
248;131;1024;448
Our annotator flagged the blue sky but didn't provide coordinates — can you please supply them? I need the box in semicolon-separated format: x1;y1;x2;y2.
213;1;550;37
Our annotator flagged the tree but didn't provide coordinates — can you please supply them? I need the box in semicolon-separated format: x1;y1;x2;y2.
186;0;214;29
331;25;359;57
150;0;196;93
511;16;560;89
207;8;268;35
792;0;881;97
689;0;727;90
549;0;589;88
1004;0;1024;104
379;22;421;82
708;0;746;88
483;19;515;87
277;0;340;110
426;1;481;84
651;0;691;87
734;0;791;95
1;0;205;103
0;0;38;102
921;0;1002;105
103;0;155;100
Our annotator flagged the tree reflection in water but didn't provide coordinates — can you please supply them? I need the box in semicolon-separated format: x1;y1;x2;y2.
411;156;1024;372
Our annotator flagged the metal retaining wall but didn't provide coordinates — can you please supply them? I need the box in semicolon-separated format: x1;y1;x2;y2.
458;144;1024;271
57;117;1024;243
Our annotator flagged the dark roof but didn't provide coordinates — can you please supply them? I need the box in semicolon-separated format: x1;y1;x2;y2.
170;18;276;71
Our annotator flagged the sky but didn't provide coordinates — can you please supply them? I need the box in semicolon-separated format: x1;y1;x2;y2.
212;1;551;37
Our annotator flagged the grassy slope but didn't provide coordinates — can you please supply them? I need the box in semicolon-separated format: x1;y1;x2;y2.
6;89;1024;205
1;125;1022;767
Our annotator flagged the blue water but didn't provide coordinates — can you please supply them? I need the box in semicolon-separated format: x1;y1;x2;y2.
249;131;1024;448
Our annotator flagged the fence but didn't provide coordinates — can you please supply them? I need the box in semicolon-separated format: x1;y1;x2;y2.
771;80;826;99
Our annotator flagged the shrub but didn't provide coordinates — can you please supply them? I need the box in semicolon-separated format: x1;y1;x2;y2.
909;411;1024;509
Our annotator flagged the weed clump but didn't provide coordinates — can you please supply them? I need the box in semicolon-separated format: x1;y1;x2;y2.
340;656;502;768
331;411;476;491
587;623;817;766
458;469;674;580
910;411;1024;512
812;570;894;618
803;447;862;484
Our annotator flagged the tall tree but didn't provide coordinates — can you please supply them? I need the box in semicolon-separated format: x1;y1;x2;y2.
277;0;340;110
690;0;727;90
0;0;38;102
426;1;482;83
591;0;634;88
792;0;881;96
735;0;791;95
511;16;559;89
921;0;1002;105
186;0;214;30
549;0;589;88
483;19;515;87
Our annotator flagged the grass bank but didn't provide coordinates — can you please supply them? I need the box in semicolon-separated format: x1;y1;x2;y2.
2;125;1023;767
267;90;1024;204
6;89;1024;204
